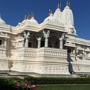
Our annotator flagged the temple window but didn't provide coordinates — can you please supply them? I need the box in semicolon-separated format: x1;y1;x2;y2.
0;40;2;45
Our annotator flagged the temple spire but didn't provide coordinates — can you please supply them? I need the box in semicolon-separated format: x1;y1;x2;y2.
68;0;71;7
24;14;27;20
57;0;62;9
57;3;60;9
66;1;69;6
66;0;71;7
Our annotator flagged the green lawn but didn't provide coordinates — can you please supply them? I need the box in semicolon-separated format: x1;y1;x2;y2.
36;85;90;90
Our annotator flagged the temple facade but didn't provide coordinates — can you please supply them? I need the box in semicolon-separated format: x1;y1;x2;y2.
0;2;90;77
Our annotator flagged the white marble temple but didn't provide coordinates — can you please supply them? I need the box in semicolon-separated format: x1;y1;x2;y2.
0;1;90;77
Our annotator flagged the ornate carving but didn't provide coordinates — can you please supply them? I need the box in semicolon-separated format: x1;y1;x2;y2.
43;30;50;38
61;33;65;40
23;31;30;47
23;31;30;39
43;30;50;47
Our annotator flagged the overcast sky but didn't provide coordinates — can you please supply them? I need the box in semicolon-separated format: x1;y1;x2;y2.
0;0;90;40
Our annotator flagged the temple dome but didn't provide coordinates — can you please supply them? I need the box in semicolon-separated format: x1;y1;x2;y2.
0;17;6;25
44;13;59;23
27;17;38;24
17;16;38;27
62;5;74;26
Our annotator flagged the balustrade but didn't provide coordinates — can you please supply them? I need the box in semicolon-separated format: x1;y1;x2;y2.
18;47;67;58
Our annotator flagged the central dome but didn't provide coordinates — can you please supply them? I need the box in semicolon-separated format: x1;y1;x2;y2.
26;17;38;25
44;13;59;23
29;17;38;24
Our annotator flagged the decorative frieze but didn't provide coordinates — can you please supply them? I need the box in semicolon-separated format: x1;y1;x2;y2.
66;38;90;46
0;32;9;38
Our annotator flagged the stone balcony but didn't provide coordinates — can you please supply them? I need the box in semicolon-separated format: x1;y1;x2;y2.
37;47;67;58
18;48;37;57
18;47;67;58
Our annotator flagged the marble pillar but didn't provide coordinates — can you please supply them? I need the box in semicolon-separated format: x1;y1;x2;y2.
23;31;30;48
37;37;41;48
43;30;50;48
59;38;63;49
25;38;28;47
45;37;48;47
59;33;65;49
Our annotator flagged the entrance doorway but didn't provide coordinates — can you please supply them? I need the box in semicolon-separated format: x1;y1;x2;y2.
41;41;44;47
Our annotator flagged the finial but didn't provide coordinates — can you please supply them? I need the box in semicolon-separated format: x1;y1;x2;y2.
57;3;60;9
31;12;34;17
68;0;71;7
27;14;31;20
66;1;68;6
66;0;70;6
60;0;62;8
24;14;27;20
0;14;1;18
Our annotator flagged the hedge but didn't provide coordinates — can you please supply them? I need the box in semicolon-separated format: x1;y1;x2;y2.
1;77;90;90
24;76;90;84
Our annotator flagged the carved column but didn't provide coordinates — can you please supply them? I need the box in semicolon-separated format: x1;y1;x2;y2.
45;37;48;47
43;30;50;48
59;38;63;49
23;31;30;48
37;37;41;48
59;33;65;49
82;50;85;60
25;38;29;47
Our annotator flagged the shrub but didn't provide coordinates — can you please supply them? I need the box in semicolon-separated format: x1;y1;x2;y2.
24;76;90;84
0;78;36;90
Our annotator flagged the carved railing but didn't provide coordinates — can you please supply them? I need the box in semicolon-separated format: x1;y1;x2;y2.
18;47;67;58
37;47;67;58
18;48;37;57
0;32;9;38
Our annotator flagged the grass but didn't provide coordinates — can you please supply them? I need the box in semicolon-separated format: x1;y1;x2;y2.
36;85;90;90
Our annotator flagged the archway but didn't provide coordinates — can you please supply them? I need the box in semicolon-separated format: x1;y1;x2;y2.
28;34;37;48
48;35;59;48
